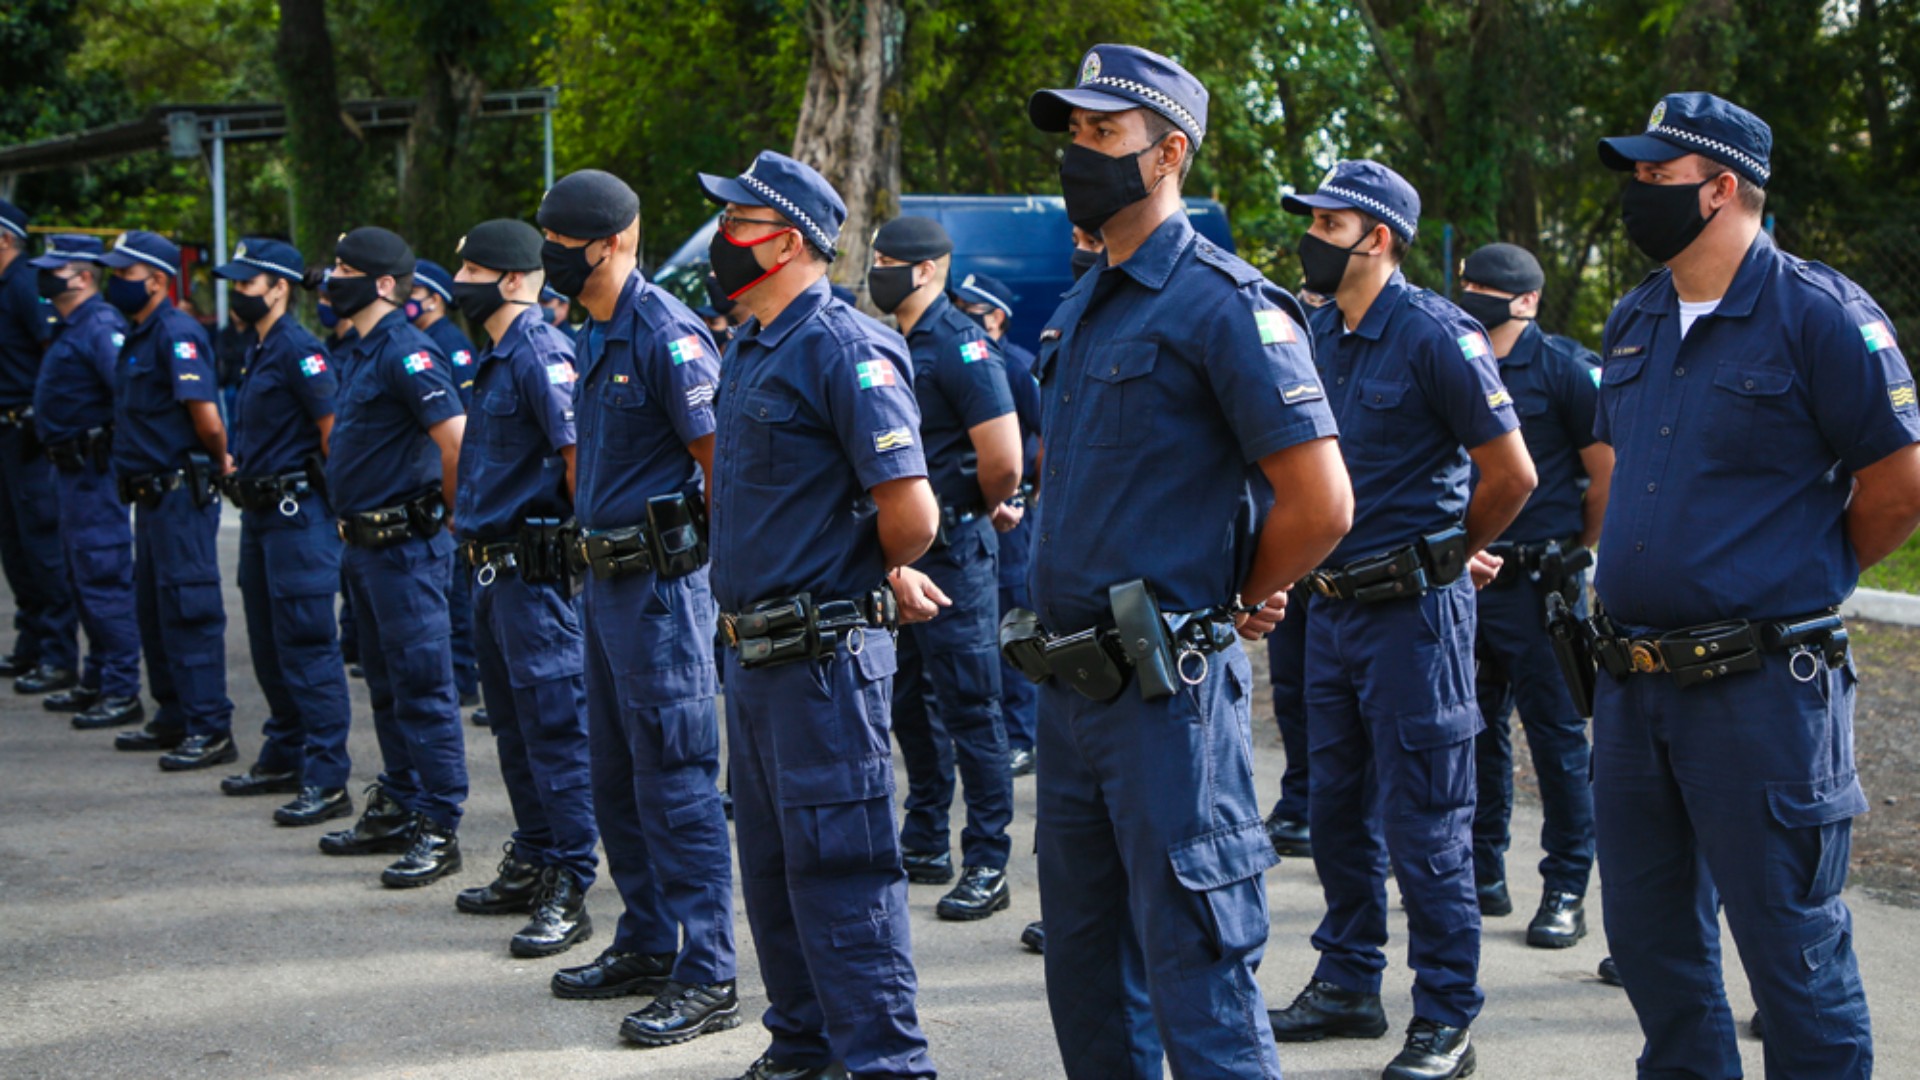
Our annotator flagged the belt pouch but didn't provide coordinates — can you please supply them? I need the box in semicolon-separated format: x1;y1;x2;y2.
1110;579;1178;702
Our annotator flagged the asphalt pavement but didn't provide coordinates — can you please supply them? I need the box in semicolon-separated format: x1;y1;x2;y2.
3;516;1916;1078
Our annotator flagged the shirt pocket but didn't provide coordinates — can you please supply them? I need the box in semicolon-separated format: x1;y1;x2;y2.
1348;377;1411;460
1598;352;1647;447
480;388;531;462
741;387;799;486
1085;341;1158;448
597;383;650;462
1703;361;1795;465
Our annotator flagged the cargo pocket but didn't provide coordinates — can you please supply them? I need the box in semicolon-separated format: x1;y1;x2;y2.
781;757;897;877
163;583;226;665
1766;773;1867;909
1168;819;1278;975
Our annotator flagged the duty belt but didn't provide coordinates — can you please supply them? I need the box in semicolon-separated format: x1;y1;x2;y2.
338;486;445;550
1000;580;1253;704
1307;526;1468;603
1484;537;1592;591
220;471;315;517
46;426;112;472
117;468;187;508
1589;609;1849;689
573;493;709;581
718;586;899;669
462;539;523;584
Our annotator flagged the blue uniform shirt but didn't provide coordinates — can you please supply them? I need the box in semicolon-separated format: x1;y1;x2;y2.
1003;339;1043;481
423;316;478;408
455;306;578;540
112;299;220;475
711;276;927;611
1595;230;1920;627
0;256;54;408
327;310;464;514
1313;272;1518;565
573;270;719;530
1029;211;1338;632
1493;323;1599;543
34;295;125;444
232;317;337;478
905;292;1015;510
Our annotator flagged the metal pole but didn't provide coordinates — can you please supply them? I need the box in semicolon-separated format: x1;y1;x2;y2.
543;87;556;191
1442;223;1455;296
211;124;228;327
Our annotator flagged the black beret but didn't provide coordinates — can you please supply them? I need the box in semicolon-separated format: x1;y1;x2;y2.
872;216;952;263
1461;243;1545;294
537;169;640;239
335;226;414;278
457;219;544;272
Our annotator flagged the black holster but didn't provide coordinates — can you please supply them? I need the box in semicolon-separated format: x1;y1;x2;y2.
406;484;448;538
185;452;217;509
1111;580;1179;702
646;493;708;579
1545;591;1597;718
517;517;578;590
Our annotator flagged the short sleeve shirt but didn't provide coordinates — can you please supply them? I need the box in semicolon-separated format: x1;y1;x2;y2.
455;306;579;540
1491;324;1599;543
34;295;125;444
424;317;479;408
232;317;337;479
326;310;465;514
0;257;54;408
904;292;1015;509
112;300;220;475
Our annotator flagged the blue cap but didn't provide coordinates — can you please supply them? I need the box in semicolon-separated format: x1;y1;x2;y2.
213;237;305;283
28;234;104;269
1282;160;1422;243
0;200;27;243
1599;92;1772;187
413;259;454;302
830;283;858;307
954;272;1017;317
698;150;846;259
540;284;566;304
99;230;182;277
1028;45;1209;148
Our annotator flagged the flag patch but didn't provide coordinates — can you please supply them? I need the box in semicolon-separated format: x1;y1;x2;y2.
685;382;716;409
667;334;704;365
611;373;630;384
546;362;577;385
873;426;914;452
1256;310;1297;345
1862;320;1896;353
1487;388;1513;409
959;340;990;364
112;332;125;348
453;349;472;367
1590;367;1602;388
403;352;434;374
300;355;327;377
1280;381;1323;404
1458;333;1490;360
1890;380;1917;409
856;360;896;389
173;341;199;361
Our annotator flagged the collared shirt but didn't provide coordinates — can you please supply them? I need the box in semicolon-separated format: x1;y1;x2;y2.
455;306;578;540
1003;338;1043;480
905;291;1015;509
573;269;719;530
423;316;478;408
1492;323;1599;543
327;310;464;514
1595;230;1920;627
1029;211;1337;632
112;299;219;475
34;295;125;444
711;276;927;611
232;317;336;479
0;256;54;407
1313;271;1518;565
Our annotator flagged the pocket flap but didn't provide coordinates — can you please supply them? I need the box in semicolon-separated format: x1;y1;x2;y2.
851;630;897;682
1396;708;1482;751
1358;378;1409;410
778;753;893;808
1602;355;1646;386
1087;342;1158;384
481;390;520;416
745;388;798;424
1169;819;1278;892
1766;773;1868;828
1713;364;1794;398
547;766;592;794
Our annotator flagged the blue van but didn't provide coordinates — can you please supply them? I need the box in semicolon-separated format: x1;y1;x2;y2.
652;195;1235;352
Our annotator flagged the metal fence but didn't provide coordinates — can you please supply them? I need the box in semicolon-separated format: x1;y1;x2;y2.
1775;215;1920;357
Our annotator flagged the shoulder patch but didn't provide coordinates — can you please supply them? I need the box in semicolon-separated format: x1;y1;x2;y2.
959;339;991;364
545;361;577;385
111;332;126;348
873;426;914;453
452;349;472;367
1486;388;1513;409
856;360;897;389
667;333;705;365
300;354;327;377
1039;328;1062;343
1888;380;1915;410
1280;380;1323;405
1862;320;1897;354
1457;332;1491;361
1255;309;1298;346
403;352;434;374
173;341;199;361
1193;240;1263;286
685;382;716;409
1590;367;1602;388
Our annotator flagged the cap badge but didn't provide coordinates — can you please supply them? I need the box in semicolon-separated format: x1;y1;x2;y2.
1648;99;1667;129
235;242;248;258
456;235;467;254
1080;51;1102;84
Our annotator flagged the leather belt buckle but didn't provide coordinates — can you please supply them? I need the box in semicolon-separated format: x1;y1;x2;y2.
1629;641;1665;674
1308;571;1341;599
718;612;740;648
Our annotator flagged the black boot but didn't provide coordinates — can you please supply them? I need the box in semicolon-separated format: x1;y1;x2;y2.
1269;978;1390;1042
0;651;34;677
731;1052;848;1080
456;842;543;915
620;980;742;1047
1475;879;1512;917
113;718;184;752
318;784;415;855
74;696;144;730
1383;1018;1475;1080
509;868;591;957
1526;891;1587;948
43;686;99;713
1597;957;1622;987
900;848;953;885
1020;920;1045;954
936;866;1010;921
550;948;676;1000
380;817;462;888
158;733;239;772
1265;807;1312;858
275;786;353;827
15;664;77;695
220;763;302;796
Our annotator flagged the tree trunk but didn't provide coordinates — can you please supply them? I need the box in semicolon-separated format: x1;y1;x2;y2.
791;0;904;292
274;0;363;268
398;18;486;262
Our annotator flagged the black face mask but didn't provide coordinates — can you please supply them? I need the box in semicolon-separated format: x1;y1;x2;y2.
36;269;74;301
324;273;383;318
708;228;793;300
229;289;272;326
105;275;153;316
1458;291;1532;332
1058;136;1166;233
541;239;604;299
1620;179;1718;263
1071;247;1102;279
867;265;918;315
1296;231;1373;296
451;274;515;326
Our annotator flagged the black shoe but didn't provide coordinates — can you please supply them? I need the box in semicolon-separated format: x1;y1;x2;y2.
319;784;415;855
220;764;301;796
275;786;352;827
731;1052;847;1080
620;980;742;1047
456;842;543;915
158;733;239;772
1265;807;1312;858
509;869;591;957
459;688;480;708
74;696;144;730
0;652;34;678
937;865;1010;921
347;663;364;679
113;719;184;751
43;686;100;713
380;817;461;888
1597;957;1622;987
1269;978;1390;1042
551;948;678;1000
15;664;77;695
1020;920;1045;954
722;788;734;821
1750;1010;1764;1040
469;706;489;727
1384;1018;1475;1079
1009;747;1035;778
1526;891;1587;948
1475;880;1512;917
901;848;953;885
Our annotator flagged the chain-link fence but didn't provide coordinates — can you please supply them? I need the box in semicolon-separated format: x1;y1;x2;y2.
1776;214;1920;359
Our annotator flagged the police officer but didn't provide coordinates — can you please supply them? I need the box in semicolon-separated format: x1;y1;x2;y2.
870;217;1022;921
702;149;941;1080
693;274;742;352
1261;583;1313;858
1024;46;1352;1080
29;235;143;730
1268;161;1536;1080
97;231;240;769
316;227;469;888
538;284;577;344
1589;92;1920;1079
1455;242;1611;947
951;271;1042;781
535;171;739;1045
207;238;357;826
0;200;78;695
442;219;600;958
411;258;481;713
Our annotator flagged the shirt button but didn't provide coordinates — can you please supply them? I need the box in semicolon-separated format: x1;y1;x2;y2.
1041;533;1049;544
1336;376;1346;385
758;407;767;417
1744;378;1756;390
1674;366;1687;377
1063;393;1072;404
1660;426;1672;436
1110;364;1119;375
1635;542;1645;552
1647;482;1657;493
